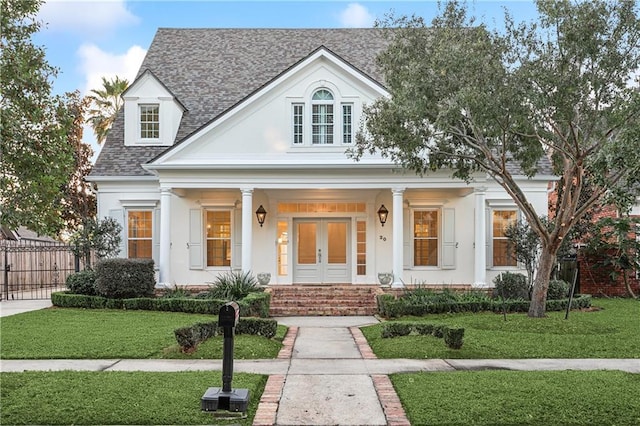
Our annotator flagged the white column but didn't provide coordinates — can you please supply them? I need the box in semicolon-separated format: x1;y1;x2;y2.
392;187;405;288
159;188;172;286
474;187;487;287
241;188;253;273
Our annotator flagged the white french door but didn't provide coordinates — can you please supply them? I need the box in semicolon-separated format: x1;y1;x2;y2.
293;219;351;283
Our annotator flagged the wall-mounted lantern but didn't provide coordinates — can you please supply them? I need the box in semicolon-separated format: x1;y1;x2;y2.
377;204;389;227
255;205;267;227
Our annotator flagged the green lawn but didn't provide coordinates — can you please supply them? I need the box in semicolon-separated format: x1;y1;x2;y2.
1;371;266;425
362;298;640;358
0;308;286;359
392;370;640;425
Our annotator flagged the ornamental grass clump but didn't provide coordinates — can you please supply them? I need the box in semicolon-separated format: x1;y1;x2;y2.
204;270;263;301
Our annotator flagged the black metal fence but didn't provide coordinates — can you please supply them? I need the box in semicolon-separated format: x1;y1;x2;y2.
1;240;87;301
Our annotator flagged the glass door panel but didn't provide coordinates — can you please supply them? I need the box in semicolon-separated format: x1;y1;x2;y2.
297;222;317;265
327;222;347;264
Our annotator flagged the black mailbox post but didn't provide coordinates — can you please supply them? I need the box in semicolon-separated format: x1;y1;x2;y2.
201;302;250;416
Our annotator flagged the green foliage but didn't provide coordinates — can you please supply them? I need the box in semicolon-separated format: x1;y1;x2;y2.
585;216;640;298
86;76;129;144
205;270;263;301
547;279;570;300
174;318;278;352
69;217;122;269
65;270;97;296
492;272;529;300
0;0;79;236
94;258;155;299
443;327;464;349
364;298;638;360
392;371;640;426
381;321;465;349
51;290;271;317
381;322;412;338
0;371;266;425
376;291;590;318
354;0;640;317
160;285;192;299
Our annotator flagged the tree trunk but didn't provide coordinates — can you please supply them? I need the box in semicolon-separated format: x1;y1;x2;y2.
528;248;556;318
623;272;637;299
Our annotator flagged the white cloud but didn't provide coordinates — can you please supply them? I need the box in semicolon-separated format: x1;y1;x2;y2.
38;0;139;34
339;3;375;28
77;43;146;95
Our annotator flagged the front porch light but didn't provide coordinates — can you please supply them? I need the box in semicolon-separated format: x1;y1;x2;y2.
255;205;267;227
377;204;389;227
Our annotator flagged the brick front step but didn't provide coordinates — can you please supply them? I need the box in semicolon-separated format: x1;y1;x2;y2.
268;285;382;316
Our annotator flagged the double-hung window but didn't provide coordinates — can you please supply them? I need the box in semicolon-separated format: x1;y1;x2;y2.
414;210;439;266
293;104;304;144
492;210;518;267
128;211;152;259
140;104;159;139
312;89;334;144
206;211;231;267
342;103;353;144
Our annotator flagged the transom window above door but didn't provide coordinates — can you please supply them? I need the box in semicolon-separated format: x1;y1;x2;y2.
291;88;354;147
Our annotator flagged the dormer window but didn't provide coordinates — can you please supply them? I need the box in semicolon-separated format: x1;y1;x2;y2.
291;87;355;147
140;104;160;139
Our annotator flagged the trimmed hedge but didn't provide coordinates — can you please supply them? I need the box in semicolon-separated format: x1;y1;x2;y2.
381;321;465;349
95;258;155;299
377;293;592;318
51;291;271;318
174;318;278;353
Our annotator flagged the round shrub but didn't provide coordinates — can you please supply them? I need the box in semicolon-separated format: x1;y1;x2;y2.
547;279;570;300
65;270;97;295
492;272;529;300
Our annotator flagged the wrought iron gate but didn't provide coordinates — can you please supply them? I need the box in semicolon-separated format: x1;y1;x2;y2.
1;240;79;300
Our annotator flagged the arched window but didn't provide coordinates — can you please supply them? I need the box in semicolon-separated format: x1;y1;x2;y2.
312;89;334;144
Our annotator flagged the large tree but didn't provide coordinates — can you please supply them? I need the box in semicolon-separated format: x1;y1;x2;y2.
86;76;128;145
1;0;76;236
353;0;640;317
59;91;96;233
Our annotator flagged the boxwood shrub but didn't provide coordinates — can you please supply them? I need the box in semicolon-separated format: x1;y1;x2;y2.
381;321;465;349
174;317;278;353
51;291;271;317
65;270;97;296
376;293;591;318
95;258;155;299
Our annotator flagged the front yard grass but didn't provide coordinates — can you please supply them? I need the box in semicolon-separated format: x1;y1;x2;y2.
0;308;286;359
363;298;640;358
392;370;640;425
1;371;265;425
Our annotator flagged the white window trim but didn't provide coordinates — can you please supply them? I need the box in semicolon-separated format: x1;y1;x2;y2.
411;207;441;269
139;103;160;142
289;87;359;148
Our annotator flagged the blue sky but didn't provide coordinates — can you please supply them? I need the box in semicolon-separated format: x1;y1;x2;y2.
33;0;539;156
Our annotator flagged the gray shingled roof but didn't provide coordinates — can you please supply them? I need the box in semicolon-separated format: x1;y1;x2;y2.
91;28;391;177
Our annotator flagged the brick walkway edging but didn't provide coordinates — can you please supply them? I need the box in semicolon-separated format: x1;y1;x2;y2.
350;326;411;426
252;326;298;426
253;325;411;426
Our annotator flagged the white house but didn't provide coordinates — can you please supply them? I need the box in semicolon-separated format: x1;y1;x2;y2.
89;28;552;290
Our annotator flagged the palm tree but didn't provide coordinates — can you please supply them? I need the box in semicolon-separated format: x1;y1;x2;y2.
86;76;129;144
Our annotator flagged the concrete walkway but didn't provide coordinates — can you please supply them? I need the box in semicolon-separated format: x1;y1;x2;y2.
2;300;640;425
